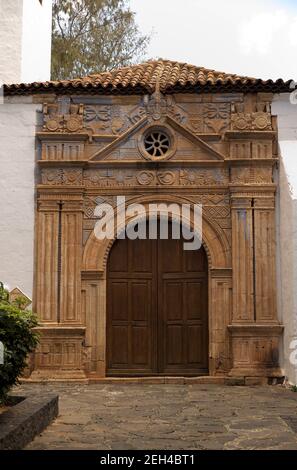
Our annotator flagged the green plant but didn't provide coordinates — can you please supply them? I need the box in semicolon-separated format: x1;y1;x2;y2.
291;385;297;393
0;282;39;404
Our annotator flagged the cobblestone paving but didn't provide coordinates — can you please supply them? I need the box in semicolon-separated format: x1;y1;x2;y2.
15;383;297;450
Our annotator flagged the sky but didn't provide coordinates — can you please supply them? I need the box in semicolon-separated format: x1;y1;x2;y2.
130;0;297;80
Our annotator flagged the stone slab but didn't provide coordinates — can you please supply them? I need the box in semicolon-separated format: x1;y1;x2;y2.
0;393;58;450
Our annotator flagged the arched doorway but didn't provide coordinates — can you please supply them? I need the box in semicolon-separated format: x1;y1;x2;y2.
106;221;209;376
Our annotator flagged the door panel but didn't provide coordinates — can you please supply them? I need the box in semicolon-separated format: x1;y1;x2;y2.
107;235;156;373
107;222;208;375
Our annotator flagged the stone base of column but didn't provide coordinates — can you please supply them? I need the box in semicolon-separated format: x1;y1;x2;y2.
228;323;284;378
27;369;88;382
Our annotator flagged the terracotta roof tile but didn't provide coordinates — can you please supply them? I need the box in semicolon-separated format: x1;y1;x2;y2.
4;59;292;95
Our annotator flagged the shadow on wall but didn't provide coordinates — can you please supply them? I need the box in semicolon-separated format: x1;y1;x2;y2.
278;154;297;385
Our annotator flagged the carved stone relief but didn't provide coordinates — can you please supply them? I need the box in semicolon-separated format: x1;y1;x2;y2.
35;338;82;370
203;103;230;133
129;96;231;135
43;103;84;133
42;142;85;161
81;168;229;188
36;89;281;381
231;102;272;131
41;168;83;185
231;167;272;184
84;105;126;135
40;167;273;189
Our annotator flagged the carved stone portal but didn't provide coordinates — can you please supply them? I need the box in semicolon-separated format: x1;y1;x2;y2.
31;89;283;381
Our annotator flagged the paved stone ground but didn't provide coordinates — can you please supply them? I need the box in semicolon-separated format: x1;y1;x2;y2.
14;383;297;450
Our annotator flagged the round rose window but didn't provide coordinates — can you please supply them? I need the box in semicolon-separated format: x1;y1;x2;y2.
144;131;170;157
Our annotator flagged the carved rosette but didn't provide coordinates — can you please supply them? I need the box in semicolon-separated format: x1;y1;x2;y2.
231;112;272;131
43;103;84;133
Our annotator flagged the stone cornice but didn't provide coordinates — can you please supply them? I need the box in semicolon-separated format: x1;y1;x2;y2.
37;159;277;168
37;132;90;142
225;131;276;140
228;324;284;336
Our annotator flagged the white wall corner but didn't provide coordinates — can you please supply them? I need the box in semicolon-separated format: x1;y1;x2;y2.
21;0;53;83
0;0;52;85
0;101;41;299
272;94;297;385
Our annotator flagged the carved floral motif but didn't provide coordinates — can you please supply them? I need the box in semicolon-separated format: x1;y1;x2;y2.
84;106;110;123
203;103;230;133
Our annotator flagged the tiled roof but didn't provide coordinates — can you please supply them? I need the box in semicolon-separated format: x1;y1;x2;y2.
4;59;292;95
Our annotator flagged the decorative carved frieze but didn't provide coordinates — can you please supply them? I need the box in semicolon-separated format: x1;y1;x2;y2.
231;112;272;131
85;105;110;124
41;168;83;186
35;338;83;369
231;102;272;131
82;193;231;220
43;103;84;133
129;92;232;134
230;140;273;160
81;168;229;188
179;168;229;185
251;141;273;159
230;141;251;159
83;195;117;219
42;142;85;161
39;166;263;190
203;103;230;133
84;105;126;135
231;167;272;184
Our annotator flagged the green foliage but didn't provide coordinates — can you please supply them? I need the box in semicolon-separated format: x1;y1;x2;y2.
52;0;150;80
291;385;297;392
0;283;39;404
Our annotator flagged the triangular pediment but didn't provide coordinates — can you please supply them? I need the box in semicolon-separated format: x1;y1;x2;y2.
88;117;148;161
88;114;226;162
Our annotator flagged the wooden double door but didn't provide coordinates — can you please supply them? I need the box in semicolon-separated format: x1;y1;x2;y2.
107;223;208;376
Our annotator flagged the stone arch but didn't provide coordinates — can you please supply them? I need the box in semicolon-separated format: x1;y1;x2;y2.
82;194;231;272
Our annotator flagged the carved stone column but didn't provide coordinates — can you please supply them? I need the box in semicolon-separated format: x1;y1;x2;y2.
60;198;83;324
229;189;283;377
253;195;277;323
231;196;254;323
81;271;106;378
35;199;59;323
209;269;232;375
32;193;87;380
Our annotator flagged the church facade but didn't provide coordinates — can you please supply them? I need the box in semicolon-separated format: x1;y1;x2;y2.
3;59;293;383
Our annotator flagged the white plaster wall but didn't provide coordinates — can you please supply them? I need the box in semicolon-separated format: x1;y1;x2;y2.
272;93;297;385
0;0;52;85
21;0;52;83
0;0;23;84
0;98;41;299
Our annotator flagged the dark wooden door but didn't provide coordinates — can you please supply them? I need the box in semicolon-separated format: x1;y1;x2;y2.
107;223;208;376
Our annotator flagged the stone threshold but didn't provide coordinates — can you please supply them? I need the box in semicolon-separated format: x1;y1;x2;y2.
21;376;272;386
